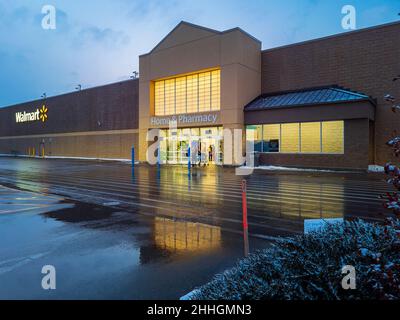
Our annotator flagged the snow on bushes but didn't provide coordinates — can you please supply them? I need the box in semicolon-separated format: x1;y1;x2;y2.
191;219;400;300
382;88;400;215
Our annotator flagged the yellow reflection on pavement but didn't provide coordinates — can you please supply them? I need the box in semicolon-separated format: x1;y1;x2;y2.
154;217;221;252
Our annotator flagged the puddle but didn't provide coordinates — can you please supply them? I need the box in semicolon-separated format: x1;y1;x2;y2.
44;201;116;223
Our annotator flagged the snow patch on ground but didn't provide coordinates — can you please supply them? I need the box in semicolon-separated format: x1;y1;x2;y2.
45;155;133;163
240;165;343;173
102;201;121;206
368;165;384;173
0;154;139;164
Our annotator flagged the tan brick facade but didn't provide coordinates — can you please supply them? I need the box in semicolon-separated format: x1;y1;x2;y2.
261;22;400;166
138;22;261;165
0;21;399;169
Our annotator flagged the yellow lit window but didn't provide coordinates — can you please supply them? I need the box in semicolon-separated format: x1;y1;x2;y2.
198;72;211;112
263;124;280;152
211;70;220;110
164;79;175;115
246;121;344;154
322;121;344;153
301;122;321;153
186;74;198;113
155;81;165;116
246;125;262;152
154;69;220;116
175;77;186;114
281;123;300;153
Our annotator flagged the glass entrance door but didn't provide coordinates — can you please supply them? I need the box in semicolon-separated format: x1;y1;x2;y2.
199;127;222;165
159;127;223;165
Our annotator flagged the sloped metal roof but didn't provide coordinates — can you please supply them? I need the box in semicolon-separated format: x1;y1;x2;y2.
244;86;375;111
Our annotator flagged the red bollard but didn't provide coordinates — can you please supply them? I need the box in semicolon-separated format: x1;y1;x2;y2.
242;179;249;257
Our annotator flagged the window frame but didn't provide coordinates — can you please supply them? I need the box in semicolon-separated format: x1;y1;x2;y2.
153;69;221;116
321;121;345;154
262;124;281;153
300;121;322;154
246;121;345;155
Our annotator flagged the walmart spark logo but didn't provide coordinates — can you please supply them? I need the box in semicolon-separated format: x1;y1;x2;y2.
15;105;48;124
39;105;48;122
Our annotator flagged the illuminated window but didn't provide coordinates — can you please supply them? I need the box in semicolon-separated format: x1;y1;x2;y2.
175;77;186;114
246;125;262;152
198;72;210;112
154;69;220;116
211;70;220;110
263;124;280;152
322;121;344;153
301;122;321;153
281;123;300;153
246;121;344;154
164;79;175;115
186;74;198;113
154;81;165;115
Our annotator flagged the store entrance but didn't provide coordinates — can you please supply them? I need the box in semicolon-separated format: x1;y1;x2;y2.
159;127;223;165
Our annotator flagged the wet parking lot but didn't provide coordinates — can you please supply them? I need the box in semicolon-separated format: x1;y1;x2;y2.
0;157;392;299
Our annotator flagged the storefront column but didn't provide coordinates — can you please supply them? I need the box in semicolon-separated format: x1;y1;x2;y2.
222;124;245;166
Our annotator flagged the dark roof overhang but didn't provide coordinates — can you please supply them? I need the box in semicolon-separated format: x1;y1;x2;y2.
244;85;376;111
244;86;376;125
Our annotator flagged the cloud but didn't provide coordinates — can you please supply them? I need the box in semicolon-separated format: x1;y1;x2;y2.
0;0;399;107
360;5;392;26
73;26;130;48
0;5;31;28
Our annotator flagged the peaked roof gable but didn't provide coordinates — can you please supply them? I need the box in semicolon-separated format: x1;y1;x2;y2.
150;21;220;53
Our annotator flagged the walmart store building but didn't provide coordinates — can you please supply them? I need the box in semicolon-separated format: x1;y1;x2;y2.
0;21;399;170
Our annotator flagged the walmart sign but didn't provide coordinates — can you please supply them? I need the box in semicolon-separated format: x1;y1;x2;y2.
16;105;48;123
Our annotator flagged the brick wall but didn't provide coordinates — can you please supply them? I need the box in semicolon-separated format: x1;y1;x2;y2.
0;133;138;160
261;22;400;165
0;79;139;137
0;79;139;159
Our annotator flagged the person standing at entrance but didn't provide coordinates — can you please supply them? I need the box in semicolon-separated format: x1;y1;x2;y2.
198;148;202;166
208;145;214;162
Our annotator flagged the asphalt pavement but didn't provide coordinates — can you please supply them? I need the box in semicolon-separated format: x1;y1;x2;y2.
0;157;392;299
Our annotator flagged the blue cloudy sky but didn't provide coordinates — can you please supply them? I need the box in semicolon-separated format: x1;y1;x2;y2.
0;0;398;107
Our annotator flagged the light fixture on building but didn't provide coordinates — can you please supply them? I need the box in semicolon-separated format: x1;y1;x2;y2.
76;84;82;91
130;71;139;79
41;93;47;99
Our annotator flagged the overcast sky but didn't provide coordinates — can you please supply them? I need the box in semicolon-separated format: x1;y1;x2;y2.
0;0;398;107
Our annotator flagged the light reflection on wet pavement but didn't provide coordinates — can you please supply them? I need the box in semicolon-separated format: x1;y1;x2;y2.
0;185;73;215
0;157;392;299
0;181;267;300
